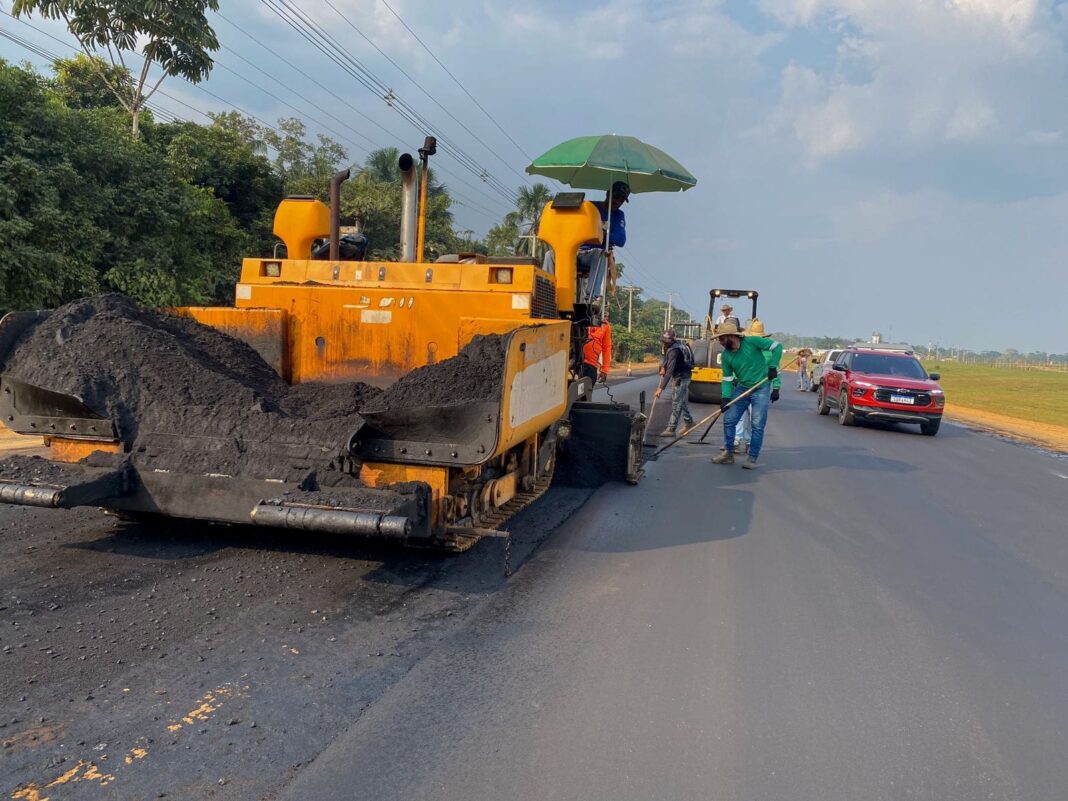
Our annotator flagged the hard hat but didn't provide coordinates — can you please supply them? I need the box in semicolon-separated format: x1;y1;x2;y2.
749;318;766;335
660;328;676;343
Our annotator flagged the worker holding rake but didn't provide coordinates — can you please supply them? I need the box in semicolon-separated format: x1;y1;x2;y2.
710;322;783;470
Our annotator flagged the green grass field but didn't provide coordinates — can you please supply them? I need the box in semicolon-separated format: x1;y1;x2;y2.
920;362;1068;428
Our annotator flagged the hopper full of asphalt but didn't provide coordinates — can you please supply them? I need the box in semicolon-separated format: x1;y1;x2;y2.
358;333;509;445
361;333;508;414
0;296;515;483
2;295;383;481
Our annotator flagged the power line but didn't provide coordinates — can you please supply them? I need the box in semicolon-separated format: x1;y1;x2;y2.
215;11;395;148
618;246;681;300
377;0;537;169
0;12;507;227
0;25;180;125
0;25;54;61
258;0;520;206
214;13;514;217
1;11;284;136
212;59;370;159
320;0;534;188
212;11;515;217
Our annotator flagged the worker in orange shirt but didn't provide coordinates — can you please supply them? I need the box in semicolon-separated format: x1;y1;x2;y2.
581;298;612;385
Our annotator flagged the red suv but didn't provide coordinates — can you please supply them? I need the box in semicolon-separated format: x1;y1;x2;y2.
817;348;945;435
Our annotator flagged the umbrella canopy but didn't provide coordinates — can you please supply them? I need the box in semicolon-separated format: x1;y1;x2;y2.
526;135;697;194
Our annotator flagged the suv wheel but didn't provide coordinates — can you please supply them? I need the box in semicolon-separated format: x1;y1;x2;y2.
921;418;941;436
837;391;855;426
816;386;830;415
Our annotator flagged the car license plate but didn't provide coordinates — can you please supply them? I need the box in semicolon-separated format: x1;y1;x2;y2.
890;394;914;405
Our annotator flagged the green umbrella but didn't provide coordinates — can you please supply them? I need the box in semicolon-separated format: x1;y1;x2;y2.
525;134;697;194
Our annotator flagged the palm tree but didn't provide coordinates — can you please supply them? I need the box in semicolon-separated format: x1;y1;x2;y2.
516;183;553;229
362;147;447;197
364;147;400;183
514;183;552;257
485;212;522;255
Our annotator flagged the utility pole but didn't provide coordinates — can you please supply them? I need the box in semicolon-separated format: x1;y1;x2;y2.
621;286;641;332
666;293;673;329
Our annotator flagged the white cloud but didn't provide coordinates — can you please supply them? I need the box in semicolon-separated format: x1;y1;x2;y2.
488;0;642;61
758;0;1068;162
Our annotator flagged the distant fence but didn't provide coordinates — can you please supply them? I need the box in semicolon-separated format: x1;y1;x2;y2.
926;359;1068;372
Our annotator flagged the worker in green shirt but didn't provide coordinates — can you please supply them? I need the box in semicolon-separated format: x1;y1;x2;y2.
734;319;780;452
710;322;783;469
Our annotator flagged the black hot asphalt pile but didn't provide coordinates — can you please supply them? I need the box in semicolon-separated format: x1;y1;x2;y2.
3;295;381;480
361;333;507;414
1;295;510;484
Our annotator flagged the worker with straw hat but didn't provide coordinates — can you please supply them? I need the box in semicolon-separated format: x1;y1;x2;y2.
709;322;783;469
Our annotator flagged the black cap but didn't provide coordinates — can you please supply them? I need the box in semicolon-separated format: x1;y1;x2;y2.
611;181;631;202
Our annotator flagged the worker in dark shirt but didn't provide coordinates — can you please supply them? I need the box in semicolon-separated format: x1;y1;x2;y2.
577;181;629;303
654;329;695;436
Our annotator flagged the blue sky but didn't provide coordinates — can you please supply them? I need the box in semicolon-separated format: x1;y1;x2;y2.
3;0;1068;352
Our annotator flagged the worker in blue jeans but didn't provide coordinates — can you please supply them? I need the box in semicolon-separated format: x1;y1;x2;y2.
734;320;779;452
710;322;783;469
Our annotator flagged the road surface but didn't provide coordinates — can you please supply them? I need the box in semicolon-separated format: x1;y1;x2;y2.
4;374;1068;800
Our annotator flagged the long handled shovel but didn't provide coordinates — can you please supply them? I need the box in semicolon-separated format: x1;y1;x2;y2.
650;356;801;459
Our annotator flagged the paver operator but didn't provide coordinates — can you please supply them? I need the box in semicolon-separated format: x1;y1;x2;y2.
710;322;783;469
577;181;629;302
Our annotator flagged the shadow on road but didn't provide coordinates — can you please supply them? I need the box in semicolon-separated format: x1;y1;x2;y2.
668;442;917;475
63;486;597;595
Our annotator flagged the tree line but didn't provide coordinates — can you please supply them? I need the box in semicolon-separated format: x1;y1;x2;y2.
0;55;474;311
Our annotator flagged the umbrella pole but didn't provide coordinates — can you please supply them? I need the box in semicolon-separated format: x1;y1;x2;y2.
593;185;613;306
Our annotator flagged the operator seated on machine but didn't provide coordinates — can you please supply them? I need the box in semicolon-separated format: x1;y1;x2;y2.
577;181;630;302
714;303;741;332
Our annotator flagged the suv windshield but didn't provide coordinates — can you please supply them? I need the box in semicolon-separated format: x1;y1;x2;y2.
851;353;927;379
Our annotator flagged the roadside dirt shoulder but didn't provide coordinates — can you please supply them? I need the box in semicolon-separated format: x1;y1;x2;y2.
0;427;45;456
946;404;1068;454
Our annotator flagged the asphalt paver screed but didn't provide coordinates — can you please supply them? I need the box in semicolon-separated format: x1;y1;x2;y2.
2;295;507;482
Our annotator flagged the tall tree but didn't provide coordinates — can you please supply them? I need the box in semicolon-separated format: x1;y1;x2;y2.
51;53;131;109
152;120;283;254
263;118;348;199
515;182;552;256
485;212;521;255
0;59;242;310
12;0;220;136
209;111;269;156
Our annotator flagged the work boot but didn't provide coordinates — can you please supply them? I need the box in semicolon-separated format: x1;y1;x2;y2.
741;456;760;470
659;428;677;437
711;449;734;464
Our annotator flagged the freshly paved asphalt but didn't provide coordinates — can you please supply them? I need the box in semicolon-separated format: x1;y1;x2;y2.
281;373;1068;801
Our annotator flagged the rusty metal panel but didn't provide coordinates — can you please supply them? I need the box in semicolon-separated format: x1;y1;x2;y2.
45;437;123;463
174;307;289;380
